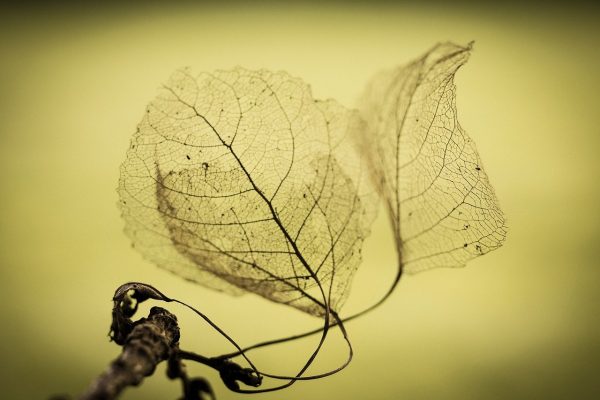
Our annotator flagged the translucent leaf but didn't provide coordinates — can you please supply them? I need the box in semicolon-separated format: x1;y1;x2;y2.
118;68;377;316
358;42;507;273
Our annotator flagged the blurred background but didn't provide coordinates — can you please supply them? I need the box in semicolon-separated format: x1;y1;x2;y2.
1;1;598;399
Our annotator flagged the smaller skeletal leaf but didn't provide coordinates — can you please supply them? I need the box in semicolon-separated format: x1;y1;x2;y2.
119;68;377;317
358;42;507;273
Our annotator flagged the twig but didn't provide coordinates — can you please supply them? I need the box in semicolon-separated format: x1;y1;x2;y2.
78;306;180;400
63;283;252;400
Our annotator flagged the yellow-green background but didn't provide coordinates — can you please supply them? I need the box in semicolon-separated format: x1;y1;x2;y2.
1;2;598;399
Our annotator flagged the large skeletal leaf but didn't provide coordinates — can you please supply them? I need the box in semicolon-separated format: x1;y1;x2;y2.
359;42;507;273
119;68;376;316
